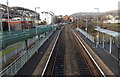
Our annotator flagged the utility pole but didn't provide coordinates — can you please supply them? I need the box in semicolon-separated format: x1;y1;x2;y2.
0;7;3;53
94;8;99;27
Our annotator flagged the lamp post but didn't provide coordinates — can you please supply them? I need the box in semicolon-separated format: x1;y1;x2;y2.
20;10;23;29
94;8;99;27
7;0;10;32
35;7;40;39
0;6;3;53
94;8;99;48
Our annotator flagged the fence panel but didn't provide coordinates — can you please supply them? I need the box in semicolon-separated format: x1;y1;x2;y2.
0;26;56;49
0;30;55;77
76;28;95;43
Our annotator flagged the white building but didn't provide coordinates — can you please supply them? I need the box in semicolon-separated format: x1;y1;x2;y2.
40;11;53;25
106;14;114;20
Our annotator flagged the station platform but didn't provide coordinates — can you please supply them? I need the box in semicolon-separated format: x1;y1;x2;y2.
76;30;120;76
99;43;119;59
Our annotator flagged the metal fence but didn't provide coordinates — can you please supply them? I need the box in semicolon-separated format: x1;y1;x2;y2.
0;32;2;50
76;28;95;43
0;31;54;76
0;26;57;48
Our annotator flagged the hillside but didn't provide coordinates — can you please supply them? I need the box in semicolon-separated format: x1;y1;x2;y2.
0;3;37;19
70;10;118;18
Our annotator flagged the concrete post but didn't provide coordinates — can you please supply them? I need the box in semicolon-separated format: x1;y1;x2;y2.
109;35;112;53
98;32;99;44
96;32;99;48
35;41;39;53
38;35;40;40
25;40;28;50
102;33;105;48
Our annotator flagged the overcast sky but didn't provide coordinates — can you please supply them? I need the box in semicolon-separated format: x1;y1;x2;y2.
0;0;119;15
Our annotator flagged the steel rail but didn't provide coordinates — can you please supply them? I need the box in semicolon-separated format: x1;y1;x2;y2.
72;30;106;77
41;30;61;77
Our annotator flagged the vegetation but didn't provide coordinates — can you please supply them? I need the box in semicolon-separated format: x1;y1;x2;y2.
0;42;25;56
92;20;120;32
71;10;119;33
73;18;97;36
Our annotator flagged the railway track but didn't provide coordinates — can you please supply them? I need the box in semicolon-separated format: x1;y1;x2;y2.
41;25;104;76
41;29;65;76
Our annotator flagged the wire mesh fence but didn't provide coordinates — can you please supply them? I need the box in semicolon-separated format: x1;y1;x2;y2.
0;28;55;76
0;26;57;49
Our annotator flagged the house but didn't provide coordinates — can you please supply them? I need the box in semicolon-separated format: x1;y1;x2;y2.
103;13;120;24
41;11;53;25
105;13;115;20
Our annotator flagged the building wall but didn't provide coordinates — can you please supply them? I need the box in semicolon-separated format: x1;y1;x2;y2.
2;20;34;31
21;21;33;29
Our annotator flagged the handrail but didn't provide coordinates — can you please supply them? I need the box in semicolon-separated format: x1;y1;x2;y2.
76;27;95;43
